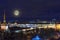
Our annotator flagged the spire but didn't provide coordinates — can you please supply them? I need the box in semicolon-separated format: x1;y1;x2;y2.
3;10;6;23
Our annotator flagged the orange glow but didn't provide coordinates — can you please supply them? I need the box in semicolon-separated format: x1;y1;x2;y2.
1;26;6;30
56;24;60;30
1;23;6;30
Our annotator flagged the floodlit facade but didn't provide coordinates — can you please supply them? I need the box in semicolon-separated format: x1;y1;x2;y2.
1;23;6;30
47;24;56;28
56;24;60;30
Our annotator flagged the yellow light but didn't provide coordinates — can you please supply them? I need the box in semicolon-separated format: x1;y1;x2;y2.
48;24;55;28
56;24;60;30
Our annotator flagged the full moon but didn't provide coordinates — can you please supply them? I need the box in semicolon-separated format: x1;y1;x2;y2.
14;10;20;16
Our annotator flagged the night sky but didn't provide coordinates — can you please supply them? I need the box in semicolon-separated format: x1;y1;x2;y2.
0;0;60;22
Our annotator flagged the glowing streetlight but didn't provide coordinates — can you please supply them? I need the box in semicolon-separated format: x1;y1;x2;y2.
14;10;20;16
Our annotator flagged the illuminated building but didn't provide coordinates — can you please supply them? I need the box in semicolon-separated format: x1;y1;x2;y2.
56;24;60;30
1;11;7;30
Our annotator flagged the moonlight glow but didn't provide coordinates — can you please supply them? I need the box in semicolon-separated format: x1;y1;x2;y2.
14;10;20;16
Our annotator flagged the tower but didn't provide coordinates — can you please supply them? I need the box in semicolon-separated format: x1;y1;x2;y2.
1;10;7;30
3;10;6;23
